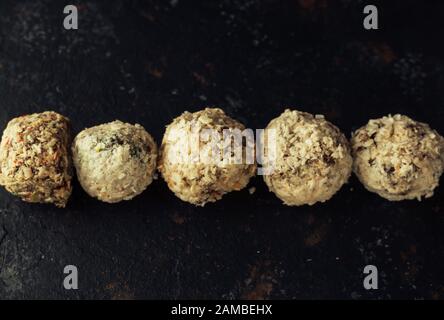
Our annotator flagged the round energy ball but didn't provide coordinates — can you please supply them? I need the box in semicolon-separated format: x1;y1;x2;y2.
351;114;444;201
0;111;73;207
72;121;157;203
263;109;352;206
158;108;256;206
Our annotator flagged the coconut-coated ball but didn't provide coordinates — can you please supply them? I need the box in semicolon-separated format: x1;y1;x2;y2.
158;108;256;206
351;114;444;201
263;109;352;206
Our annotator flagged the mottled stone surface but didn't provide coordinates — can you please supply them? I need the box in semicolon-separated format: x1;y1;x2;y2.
0;0;443;299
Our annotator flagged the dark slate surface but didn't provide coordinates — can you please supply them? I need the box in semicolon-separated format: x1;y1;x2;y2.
0;0;444;299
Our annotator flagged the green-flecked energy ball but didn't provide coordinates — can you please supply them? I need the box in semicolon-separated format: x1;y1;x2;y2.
72;120;157;203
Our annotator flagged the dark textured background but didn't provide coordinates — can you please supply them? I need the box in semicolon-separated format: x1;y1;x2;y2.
0;0;444;299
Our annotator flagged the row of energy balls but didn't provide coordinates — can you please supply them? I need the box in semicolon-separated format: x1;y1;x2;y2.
0;108;443;208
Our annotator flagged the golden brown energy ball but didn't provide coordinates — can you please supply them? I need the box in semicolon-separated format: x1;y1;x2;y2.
351;114;444;201
263;109;352;206
158;108;256;206
0;111;73;207
72;121;157;203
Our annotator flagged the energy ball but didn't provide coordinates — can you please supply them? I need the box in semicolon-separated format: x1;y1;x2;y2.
0;111;72;207
72;121;157;203
158;108;256;206
263;109;352;206
351;114;444;201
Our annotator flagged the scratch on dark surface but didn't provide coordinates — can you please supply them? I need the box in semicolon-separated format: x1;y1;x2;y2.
0;224;8;248
174;259;182;298
0;224;8;273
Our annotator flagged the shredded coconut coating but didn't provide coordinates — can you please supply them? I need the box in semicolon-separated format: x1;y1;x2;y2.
158;108;256;206
0;111;72;207
263;109;352;206
351;114;444;201
72;121;157;203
